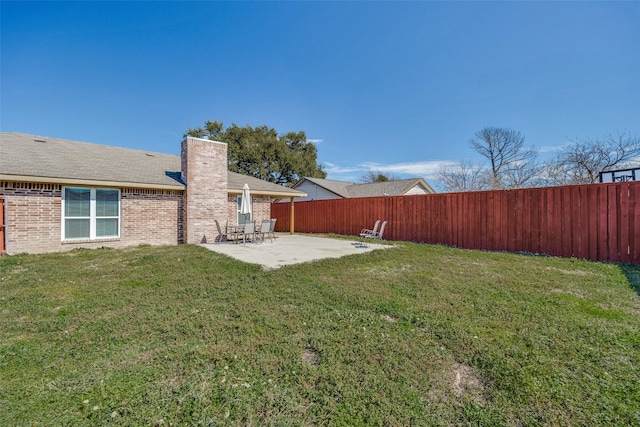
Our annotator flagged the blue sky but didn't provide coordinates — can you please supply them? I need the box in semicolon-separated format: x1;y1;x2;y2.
2;1;639;188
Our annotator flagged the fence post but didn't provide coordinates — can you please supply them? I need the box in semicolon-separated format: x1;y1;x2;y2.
289;197;295;235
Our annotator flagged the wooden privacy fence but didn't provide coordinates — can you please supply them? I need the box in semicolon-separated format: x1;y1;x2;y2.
272;181;640;264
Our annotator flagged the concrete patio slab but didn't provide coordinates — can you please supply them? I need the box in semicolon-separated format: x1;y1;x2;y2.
201;233;390;269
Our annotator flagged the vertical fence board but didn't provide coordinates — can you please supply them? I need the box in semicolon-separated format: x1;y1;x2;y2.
597;186;609;260
466;193;474;249
560;187;571;258
479;192;488;249
520;190;530;253
506;191;514;252
488;193;495;250
539;189;548;255
587;186;599;261
464;193;470;248
569;187;580;258
576;186;588;259
421;196;430;243
618;184;630;263
607;185;619;262
453;193;462;247
514;191;523;253
494;191;504;251
631;183;640;263
473;192;480;249
505;191;515;252
551;187;563;257
419;195;428;242
530;189;541;254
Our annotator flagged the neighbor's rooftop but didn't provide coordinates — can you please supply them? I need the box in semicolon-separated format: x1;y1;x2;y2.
295;176;435;198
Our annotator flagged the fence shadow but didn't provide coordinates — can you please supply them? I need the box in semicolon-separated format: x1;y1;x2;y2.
620;264;640;298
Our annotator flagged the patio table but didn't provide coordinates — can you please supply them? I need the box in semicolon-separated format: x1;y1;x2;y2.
225;224;244;243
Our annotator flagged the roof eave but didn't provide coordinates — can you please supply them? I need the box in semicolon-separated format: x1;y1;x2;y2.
0;174;186;191
227;188;308;198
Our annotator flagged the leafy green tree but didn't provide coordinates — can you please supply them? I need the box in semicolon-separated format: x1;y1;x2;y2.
186;120;326;186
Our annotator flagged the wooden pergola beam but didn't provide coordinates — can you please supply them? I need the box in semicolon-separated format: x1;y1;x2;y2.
289;197;295;234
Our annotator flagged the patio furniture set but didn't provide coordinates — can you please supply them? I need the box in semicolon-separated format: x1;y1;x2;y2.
214;219;277;245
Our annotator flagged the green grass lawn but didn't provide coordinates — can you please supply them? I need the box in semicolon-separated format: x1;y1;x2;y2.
1;242;639;426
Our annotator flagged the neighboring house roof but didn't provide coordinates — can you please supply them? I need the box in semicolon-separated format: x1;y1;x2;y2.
297;177;355;198
346;178;435;197
292;176;435;199
0;132;305;197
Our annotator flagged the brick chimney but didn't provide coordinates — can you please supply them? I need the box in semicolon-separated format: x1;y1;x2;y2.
181;137;228;244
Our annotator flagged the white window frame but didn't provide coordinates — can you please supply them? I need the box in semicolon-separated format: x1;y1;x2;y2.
61;187;121;241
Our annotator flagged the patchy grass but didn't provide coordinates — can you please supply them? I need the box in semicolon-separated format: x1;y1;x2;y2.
1;243;639;426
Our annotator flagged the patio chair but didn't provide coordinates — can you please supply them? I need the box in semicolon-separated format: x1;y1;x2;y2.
257;219;272;243
359;220;381;237
214;219;228;244
269;218;277;242
240;220;257;245
364;220;387;240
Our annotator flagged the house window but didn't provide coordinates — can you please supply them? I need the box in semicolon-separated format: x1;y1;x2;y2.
62;187;120;240
237;195;252;225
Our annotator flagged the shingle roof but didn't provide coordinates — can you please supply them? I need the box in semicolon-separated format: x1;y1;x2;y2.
294;177;435;198
1;132;184;188
0;132;305;197
346;178;433;197
226;170;306;197
296;177;355;198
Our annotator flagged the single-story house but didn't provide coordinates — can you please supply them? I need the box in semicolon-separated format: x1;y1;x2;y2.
289;176;435;202
0;132;306;254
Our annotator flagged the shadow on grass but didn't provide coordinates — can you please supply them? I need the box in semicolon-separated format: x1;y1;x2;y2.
620;263;640;297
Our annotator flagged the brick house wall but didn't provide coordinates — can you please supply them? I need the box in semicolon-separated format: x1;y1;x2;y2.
252;196;271;223
121;189;184;246
0;182;62;254
226;195;271;225
0;181;183;254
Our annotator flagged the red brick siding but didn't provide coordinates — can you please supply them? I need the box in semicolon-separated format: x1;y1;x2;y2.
226;195;271;225
0;182;183;254
0;182;62;254
252;196;271;223
121;189;184;246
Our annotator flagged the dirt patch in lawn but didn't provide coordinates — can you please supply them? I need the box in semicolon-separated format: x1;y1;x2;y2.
381;314;398;323
452;362;486;406
301;347;321;367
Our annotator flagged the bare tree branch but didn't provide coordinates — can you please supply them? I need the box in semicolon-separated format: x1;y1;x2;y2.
437;160;490;192
549;130;640;184
469;127;539;189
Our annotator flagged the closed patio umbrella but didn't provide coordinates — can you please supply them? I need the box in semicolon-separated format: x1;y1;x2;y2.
240;183;252;218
